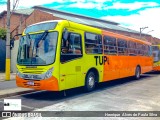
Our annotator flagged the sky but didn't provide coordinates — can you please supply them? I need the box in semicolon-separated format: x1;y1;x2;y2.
0;0;160;38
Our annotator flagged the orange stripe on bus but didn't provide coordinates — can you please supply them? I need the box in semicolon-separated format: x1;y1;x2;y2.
153;66;160;71
16;75;59;91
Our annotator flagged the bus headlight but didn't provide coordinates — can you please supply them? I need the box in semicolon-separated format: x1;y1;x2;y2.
45;67;53;79
17;71;25;78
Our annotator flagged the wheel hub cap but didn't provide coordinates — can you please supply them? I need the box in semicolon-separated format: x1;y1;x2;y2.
88;76;94;88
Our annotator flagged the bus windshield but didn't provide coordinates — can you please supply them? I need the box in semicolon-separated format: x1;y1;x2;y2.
17;31;58;65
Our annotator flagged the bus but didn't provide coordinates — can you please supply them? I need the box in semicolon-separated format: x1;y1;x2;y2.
152;45;160;71
15;20;153;92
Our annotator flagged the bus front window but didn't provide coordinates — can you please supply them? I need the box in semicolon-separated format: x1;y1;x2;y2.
17;32;58;65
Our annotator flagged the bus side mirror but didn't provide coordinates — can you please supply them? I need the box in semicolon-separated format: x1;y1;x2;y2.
10;38;15;50
10;34;22;50
62;28;69;41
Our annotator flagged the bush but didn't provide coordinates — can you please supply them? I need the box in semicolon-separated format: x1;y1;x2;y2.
0;28;6;40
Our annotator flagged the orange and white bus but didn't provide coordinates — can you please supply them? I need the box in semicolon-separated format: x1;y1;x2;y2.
15;20;153;91
152;45;160;71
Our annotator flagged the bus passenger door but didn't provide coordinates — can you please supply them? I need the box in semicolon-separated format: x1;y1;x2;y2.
60;32;83;90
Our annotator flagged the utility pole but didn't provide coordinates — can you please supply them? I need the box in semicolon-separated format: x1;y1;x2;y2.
5;0;11;80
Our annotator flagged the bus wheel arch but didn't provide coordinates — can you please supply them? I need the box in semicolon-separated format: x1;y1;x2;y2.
135;65;141;79
84;68;99;92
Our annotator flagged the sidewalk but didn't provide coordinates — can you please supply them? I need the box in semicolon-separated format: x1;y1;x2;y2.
0;73;35;98
0;73;16;82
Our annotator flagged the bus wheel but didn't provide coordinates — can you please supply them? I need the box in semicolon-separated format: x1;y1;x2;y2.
85;71;96;92
135;66;141;79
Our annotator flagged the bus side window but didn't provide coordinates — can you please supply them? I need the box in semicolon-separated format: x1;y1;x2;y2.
137;43;144;56
61;32;82;62
103;36;117;55
85;32;102;54
144;45;148;56
117;39;127;55
128;41;137;56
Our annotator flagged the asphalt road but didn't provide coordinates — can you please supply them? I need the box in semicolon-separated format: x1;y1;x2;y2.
0;72;160;120
0;80;17;90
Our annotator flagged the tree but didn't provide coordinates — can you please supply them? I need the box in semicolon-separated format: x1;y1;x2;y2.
0;28;7;40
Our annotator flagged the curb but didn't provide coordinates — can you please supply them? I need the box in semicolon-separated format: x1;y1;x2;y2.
0;73;16;82
0;79;15;82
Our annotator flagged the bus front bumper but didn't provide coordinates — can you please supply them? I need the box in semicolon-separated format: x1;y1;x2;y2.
153;66;160;71
16;75;59;91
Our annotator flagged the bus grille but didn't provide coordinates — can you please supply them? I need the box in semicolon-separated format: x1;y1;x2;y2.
19;68;45;74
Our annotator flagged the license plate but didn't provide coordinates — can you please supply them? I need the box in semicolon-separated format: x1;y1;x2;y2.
27;81;34;86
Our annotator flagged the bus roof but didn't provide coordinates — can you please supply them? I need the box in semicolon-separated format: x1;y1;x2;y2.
67;20;101;34
26;20;63;28
66;20;151;45
25;20;151;45
102;30;151;45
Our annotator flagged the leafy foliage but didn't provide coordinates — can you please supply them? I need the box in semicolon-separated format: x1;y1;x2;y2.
0;28;6;40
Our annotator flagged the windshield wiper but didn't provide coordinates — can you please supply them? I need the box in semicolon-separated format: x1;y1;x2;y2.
31;30;49;64
36;30;49;45
26;33;31;46
41;30;49;40
26;33;30;38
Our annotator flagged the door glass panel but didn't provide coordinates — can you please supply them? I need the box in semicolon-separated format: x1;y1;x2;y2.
61;32;82;62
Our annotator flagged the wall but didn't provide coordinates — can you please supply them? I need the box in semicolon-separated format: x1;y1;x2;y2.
0;15;6;28
0;13;28;33
11;40;19;73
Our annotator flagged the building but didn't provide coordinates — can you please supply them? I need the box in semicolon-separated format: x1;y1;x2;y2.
11;6;160;44
0;8;34;33
0;8;33;72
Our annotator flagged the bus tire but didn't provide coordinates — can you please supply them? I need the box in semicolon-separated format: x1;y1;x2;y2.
135;66;141;80
85;71;96;92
